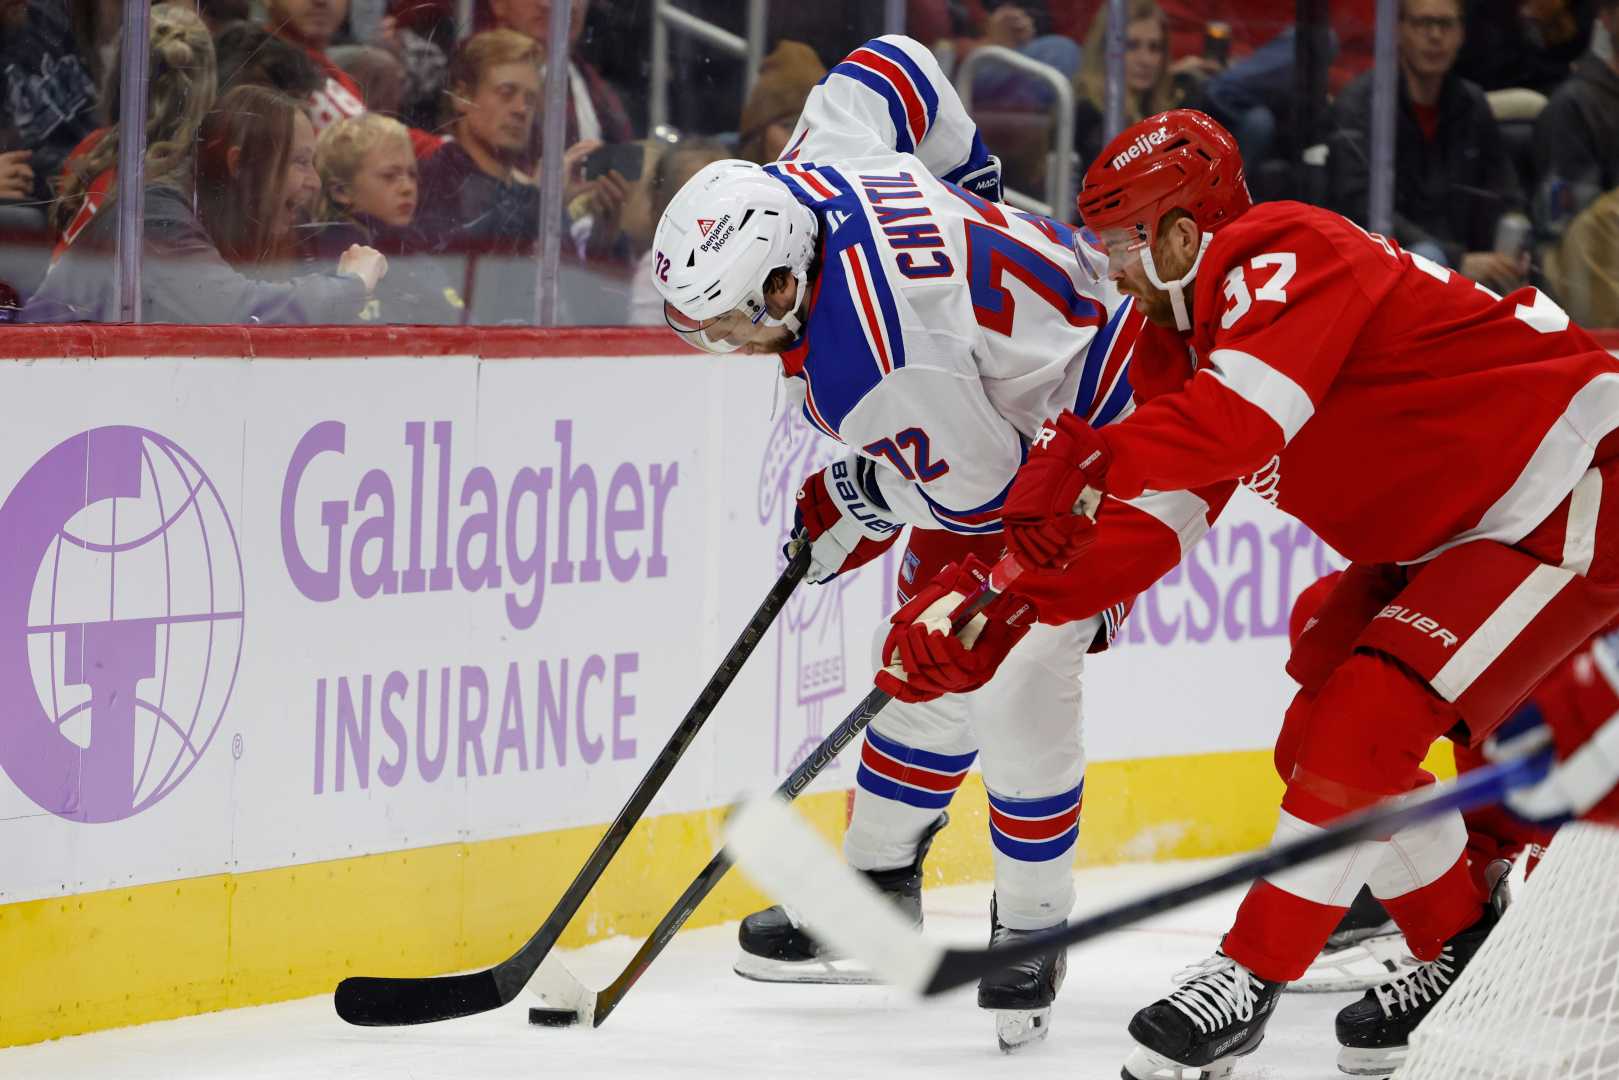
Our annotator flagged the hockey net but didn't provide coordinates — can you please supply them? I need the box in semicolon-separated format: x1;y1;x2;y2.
1395;823;1619;1080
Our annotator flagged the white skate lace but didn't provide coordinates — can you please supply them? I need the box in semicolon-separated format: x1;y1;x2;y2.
1166;954;1260;1033
1373;949;1455;1016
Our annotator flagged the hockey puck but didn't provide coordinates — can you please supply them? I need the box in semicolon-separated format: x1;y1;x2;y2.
528;1006;579;1027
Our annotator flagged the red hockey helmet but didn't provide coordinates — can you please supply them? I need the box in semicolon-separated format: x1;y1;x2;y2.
1077;109;1251;242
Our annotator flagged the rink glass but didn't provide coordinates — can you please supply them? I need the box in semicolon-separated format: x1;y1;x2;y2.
2;1;1614;328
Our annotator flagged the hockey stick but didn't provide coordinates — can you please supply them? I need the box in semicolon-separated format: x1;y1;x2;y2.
334;543;813;1026
528;684;894;1027
528;554;1031;1027
723;739;1557;998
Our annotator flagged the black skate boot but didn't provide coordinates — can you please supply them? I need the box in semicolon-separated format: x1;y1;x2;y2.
1121;951;1285;1080
1328;886;1395;951
732;812;947;984
1334;866;1511;1076
1291;887;1413;994
977;894;1067;1053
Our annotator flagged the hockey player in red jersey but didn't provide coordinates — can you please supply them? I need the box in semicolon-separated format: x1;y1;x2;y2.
874;107;1619;1077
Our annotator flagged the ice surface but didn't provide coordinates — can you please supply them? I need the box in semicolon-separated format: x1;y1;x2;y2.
4;861;1358;1080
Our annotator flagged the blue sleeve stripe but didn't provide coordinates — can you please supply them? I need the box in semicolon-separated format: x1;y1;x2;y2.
828;61;916;154
1074;297;1130;417
1093;366;1135;427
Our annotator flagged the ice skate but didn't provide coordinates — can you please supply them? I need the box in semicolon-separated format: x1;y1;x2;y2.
976;895;1066;1053
1291;887;1412;994
1121;951;1284;1080
1334;866;1510;1075
731;813;946;985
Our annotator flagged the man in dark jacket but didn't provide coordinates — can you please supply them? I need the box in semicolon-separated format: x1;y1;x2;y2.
1532;0;1619;238
416;29;543;256
1326;0;1527;291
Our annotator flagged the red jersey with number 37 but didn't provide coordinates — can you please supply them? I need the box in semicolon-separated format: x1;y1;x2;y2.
1097;201;1619;565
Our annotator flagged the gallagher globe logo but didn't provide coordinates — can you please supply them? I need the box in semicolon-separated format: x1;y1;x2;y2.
0;427;245;823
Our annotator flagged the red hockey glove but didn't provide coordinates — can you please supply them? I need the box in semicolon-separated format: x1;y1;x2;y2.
875;556;1037;703
1002;411;1111;572
1491;637;1619;826
791;456;904;584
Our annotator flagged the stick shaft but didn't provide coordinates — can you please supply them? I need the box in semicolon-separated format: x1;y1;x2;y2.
335;545;811;1024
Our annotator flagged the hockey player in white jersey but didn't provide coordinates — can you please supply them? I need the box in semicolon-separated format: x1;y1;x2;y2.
651;35;1228;1051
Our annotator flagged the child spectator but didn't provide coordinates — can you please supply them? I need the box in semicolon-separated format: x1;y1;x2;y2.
311;112;464;322
50;3;217;262
26;84;387;324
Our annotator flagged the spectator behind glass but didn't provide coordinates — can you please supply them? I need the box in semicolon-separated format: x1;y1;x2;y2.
1155;0;1376;169
310;112;464;322
737;41;825;165
0;0;99;211
917;1;1083;111
329;44;409;117
417;29;542;254
624;138;727;324
1533;0;1619;238
266;0;443;158
1073;0;1182;169
1327;0;1528;291
214;21;323;97
25;84;387;324
1537;0;1619;324
488;0;633;148
1455;0;1593;95
50;3;216;263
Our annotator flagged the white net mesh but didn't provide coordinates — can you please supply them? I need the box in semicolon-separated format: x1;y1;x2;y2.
1396;823;1619;1080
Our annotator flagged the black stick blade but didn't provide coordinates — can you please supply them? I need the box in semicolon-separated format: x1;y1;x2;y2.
334;970;507;1026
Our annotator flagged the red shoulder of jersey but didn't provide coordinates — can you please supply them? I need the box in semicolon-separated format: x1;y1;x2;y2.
1191;203;1401;384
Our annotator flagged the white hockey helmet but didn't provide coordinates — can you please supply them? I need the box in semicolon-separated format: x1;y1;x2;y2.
651;159;819;353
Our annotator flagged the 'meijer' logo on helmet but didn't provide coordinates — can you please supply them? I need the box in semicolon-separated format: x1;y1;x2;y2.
1110;125;1171;171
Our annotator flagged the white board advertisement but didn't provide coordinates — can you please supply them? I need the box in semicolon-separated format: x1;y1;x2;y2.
0;351;1327;904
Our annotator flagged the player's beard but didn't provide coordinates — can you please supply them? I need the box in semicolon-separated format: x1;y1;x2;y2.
1130;284;1180;328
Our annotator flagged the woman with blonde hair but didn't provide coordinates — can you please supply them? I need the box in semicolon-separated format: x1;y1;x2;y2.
51;2;217;258
308;111;463;323
27;83;387;324
1073;0;1184;170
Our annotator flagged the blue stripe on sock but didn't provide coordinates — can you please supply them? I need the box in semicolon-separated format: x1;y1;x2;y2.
986;781;1083;820
866;727;978;774
989;824;1080;863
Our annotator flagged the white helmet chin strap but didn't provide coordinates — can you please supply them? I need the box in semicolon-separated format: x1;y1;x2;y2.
1139;231;1214;332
